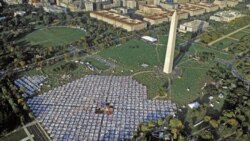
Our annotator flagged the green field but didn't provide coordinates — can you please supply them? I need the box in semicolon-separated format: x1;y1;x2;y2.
189;43;234;60
170;42;235;105
21;27;85;47
172;60;210;105
230;31;250;40
212;38;236;51
97;39;233;104
99;40;159;69
84;57;110;70
98;39;180;70
133;72;168;99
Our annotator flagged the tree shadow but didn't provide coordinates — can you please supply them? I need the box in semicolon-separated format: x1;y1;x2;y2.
173;21;205;68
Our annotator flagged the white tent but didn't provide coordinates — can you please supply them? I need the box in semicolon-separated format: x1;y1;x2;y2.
188;101;200;109
141;36;157;42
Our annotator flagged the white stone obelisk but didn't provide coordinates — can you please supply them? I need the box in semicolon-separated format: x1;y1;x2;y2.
163;10;178;74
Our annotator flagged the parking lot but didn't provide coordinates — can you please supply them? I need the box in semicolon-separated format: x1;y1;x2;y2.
27;75;176;140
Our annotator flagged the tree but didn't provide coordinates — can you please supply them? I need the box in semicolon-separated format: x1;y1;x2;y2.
169;118;184;139
199;130;214;140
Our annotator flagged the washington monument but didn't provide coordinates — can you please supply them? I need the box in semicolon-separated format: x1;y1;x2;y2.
163;10;178;74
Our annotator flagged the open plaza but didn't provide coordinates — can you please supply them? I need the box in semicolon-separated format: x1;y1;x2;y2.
26;75;176;140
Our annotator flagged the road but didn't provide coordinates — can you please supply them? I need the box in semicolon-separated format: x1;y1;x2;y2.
208;24;250;46
24;120;51;141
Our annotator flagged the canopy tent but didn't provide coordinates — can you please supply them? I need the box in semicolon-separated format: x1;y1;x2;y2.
188;101;200;109
141;36;157;42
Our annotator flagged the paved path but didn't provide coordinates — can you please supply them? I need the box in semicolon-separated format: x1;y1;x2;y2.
131;71;154;77
208;24;250;46
227;36;239;41
20;121;52;141
22;126;34;141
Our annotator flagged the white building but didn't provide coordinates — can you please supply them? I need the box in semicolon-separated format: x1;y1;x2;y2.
4;0;23;5
210;10;243;22
43;5;65;13
14;11;26;17
85;1;94;11
213;0;228;9
226;0;239;7
188;101;200;109
179;20;209;33
126;0;136;9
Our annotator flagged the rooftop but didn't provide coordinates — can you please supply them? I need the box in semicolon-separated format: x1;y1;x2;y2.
181;5;205;11
181;20;208;28
91;10;145;26
188;2;219;8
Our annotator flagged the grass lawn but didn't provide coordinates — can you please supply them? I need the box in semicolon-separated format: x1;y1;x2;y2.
230;31;250;40
158;35;184;46
245;28;250;32
172;61;210;105
21;27;85;47
133;72;168;99
212;38;236;51
99;39;180;70
84;57;110;70
189;43;234;60
246;26;250;31
171;42;234;105
0;129;27;141
99;40;159;69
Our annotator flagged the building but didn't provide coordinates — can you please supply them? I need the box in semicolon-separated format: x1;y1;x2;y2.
226;0;239;7
163;10;178;74
187;2;219;12
180;4;206;16
3;0;23;5
136;5;169;25
102;0;121;8
179;20;209;33
213;0;227;9
213;0;239;8
159;2;179;10
90;10;146;31
57;0;113;11
143;14;169;25
210;10;243;22
85;1;94;11
154;0;160;5
173;0;189;3
138;4;166;15
126;0;136;8
43;5;65;13
167;10;189;20
110;7;128;14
